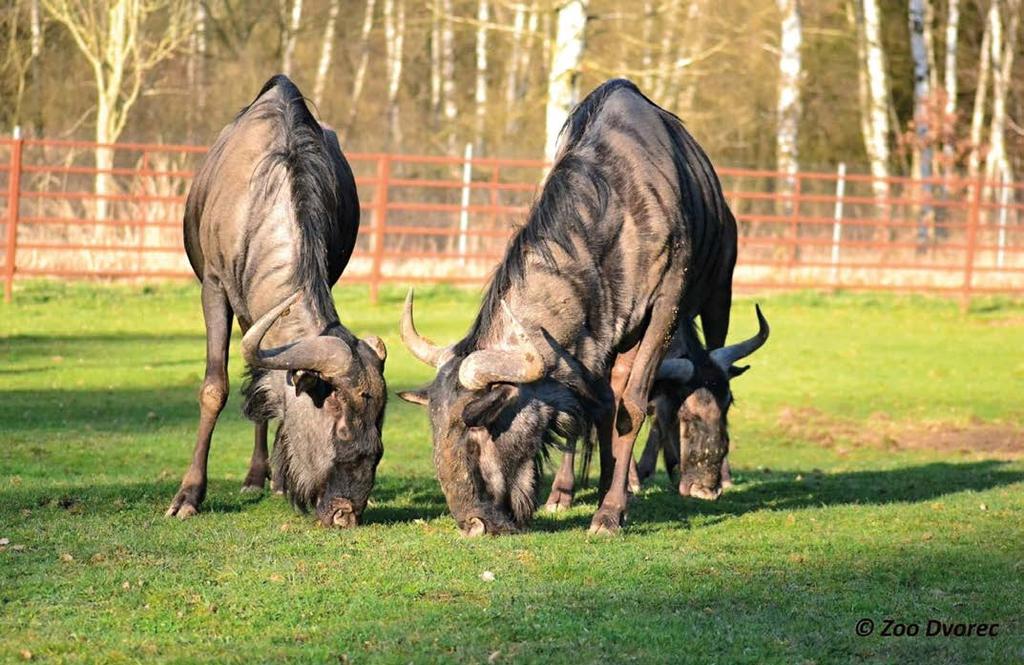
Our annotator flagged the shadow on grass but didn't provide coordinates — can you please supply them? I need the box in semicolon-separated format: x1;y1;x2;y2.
3;461;1020;536
625;460;1024;532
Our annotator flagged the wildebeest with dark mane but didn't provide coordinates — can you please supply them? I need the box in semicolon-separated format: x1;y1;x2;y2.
636;306;769;497
543;307;769;512
166;75;387;528
398;79;737;535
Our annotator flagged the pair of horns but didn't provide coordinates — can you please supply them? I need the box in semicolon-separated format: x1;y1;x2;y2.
656;305;771;383
401;290;545;390
242;292;356;384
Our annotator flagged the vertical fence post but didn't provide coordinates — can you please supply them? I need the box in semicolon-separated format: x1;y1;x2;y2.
136;150;150;274
458;143;473;264
830;162;846;285
369;155;391;304
962;175;983;310
4;137;24;303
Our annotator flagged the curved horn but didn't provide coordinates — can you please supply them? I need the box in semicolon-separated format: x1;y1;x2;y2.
458;301;546;390
656;358;695;384
400;289;453;368
242;292;354;380
709;304;770;371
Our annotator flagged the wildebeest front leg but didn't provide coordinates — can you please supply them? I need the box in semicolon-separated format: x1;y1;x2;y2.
166;280;232;519
241;421;270;493
590;292;681;535
543;449;576;512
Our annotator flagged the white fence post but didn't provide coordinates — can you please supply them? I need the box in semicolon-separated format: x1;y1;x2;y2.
458;142;473;264
830;162;846;284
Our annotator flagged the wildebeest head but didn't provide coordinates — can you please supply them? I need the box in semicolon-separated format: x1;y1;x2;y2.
398;292;585;536
656;305;769;500
244;293;387;528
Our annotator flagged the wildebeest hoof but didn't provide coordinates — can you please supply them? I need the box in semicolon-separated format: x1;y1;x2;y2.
239;483;265;494
166;487;203;519
679;480;721;501
543;489;573;512
322;498;358;529
588;509;624;535
461;517;487;537
720;478;734;490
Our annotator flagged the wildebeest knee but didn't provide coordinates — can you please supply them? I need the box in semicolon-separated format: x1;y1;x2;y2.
199;380;228;413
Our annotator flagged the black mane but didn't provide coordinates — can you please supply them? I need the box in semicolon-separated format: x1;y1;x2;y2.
241;75;348;322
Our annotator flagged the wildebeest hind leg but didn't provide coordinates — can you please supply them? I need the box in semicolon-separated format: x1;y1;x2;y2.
543;449;576;512
240;421;270;493
166;279;232;519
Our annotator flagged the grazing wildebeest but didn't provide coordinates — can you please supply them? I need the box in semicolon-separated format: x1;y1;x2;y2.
398;79;737;535
166;75;387;528
542;307;768;512
635;306;769;498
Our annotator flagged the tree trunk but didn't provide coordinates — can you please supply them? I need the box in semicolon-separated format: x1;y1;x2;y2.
922;0;938;95
941;0;959;173
342;0;377;141
505;2;527;115
967;8;991;181
776;0;802;201
858;0;892;217
984;0;1019;192
281;0;303;76
641;1;655;91
652;0;682;104
474;0;489;154
672;0;703;114
544;0;589;163
441;0;457;152
430;0;442;116
312;0;341;110
383;0;405;148
909;0;934;245
187;0;207;140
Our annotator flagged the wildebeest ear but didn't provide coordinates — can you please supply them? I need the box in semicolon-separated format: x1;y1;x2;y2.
462;384;519;428
728;364;751;378
398;387;430;406
363;336;387;364
291;370;332;406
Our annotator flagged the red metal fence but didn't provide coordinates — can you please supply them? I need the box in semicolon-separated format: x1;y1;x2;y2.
2;137;1022;304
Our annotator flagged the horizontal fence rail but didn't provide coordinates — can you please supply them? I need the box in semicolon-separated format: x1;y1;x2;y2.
2;138;1022;304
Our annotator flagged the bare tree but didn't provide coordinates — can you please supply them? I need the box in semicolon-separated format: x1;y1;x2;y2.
440;0;457;151
186;0;207;139
909;0;934;244
856;0;892;214
967;7;992;181
383;0;406;148
312;0;341;110
776;0;802;202
343;0;377;141
281;0;303;76
984;0;1019;190
430;0;442;116
941;0;959;173
474;0;489;154
545;0;589;163
651;0;682;104
43;0;190;219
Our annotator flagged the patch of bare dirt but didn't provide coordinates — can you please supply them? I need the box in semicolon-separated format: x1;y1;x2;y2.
775;407;1024;457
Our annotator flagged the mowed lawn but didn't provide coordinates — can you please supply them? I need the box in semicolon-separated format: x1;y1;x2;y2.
1;282;1023;664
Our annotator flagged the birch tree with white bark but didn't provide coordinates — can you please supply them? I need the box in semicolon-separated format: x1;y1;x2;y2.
908;0;934;243
776;0;802;202
383;0;406;147
440;0;457;151
967;7;992;181
42;0;190;219
280;0;303;76
855;0;893;215
941;0;959;173
474;0;489;154
312;0;340;110
343;0;376;140
983;0;1019;192
545;0;588;164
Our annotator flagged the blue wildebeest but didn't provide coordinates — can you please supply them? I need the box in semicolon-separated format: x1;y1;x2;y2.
167;75;387;528
398;79;738;535
544;307;769;512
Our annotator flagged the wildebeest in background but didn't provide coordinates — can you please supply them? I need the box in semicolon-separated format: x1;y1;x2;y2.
398;79;738;535
167;75;387;528
636;306;769;497
543;307;769;512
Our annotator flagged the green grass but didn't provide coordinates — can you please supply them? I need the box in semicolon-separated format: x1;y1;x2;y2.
2;282;1023;664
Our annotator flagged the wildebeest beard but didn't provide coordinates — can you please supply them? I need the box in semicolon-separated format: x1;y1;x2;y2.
421;353;599;535
242;361;385;525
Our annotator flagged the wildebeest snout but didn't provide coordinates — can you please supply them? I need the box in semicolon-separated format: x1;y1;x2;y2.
319;496;359;529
